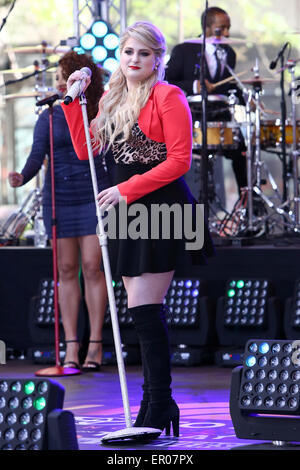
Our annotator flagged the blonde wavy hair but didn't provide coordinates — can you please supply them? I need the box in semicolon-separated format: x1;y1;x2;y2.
91;21;167;152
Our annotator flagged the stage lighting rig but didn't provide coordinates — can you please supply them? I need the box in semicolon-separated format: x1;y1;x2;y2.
164;278;216;365
215;278;282;367
230;338;300;449
103;278;216;366
0;378;78;450
284;279;300;339
75;19;119;74
102;279;140;365
27;278;86;365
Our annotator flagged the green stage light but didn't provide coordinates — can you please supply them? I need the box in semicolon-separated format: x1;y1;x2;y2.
24;381;35;395
33;397;46;411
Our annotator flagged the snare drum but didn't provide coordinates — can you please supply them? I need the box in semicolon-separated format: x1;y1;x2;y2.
192;121;240;150
260;119;300;149
187;94;229;112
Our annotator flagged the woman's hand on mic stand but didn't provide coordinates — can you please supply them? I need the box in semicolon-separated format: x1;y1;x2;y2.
97;185;125;211
66;70;91;93
8;171;24;187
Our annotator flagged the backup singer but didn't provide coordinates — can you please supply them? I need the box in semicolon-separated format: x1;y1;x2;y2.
8;51;109;372
62;21;214;435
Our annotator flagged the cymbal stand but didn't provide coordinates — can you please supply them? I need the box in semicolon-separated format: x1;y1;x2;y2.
252;62;263;189
253;60;300;234
287;59;300;227
217;56;256;232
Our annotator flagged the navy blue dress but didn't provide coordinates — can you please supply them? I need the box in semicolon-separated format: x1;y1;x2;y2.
21;105;110;239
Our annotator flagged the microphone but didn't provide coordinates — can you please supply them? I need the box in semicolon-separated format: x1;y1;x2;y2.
36;92;63;107
269;42;289;70
64;67;92;105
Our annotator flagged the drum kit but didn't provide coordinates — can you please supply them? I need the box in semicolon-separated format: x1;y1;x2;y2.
185;35;300;240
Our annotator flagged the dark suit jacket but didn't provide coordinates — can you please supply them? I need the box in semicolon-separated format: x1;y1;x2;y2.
165;41;244;104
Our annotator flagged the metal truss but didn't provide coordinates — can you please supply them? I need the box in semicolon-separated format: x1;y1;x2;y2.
73;0;127;40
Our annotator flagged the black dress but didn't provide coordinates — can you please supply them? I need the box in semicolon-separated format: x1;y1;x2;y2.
105;123;215;277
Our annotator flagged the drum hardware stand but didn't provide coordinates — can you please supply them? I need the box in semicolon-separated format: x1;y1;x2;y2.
215;53;300;238
214;59;283;238
270;43;291;203
0;187;42;243
287;59;300;227
190;152;230;237
215;57;259;235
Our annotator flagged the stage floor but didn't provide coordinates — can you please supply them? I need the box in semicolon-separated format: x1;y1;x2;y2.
1;359;268;452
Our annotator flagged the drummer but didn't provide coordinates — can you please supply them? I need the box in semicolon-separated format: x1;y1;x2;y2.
165;6;247;194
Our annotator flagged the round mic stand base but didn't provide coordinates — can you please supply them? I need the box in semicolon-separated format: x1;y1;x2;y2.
35;365;81;377
101;427;162;445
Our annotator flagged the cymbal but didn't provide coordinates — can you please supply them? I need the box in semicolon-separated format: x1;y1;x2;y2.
241;77;278;84
11;44;70;54
2;91;57;100
184;36;247;45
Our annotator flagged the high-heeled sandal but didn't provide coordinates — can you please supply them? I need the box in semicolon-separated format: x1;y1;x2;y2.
82;340;103;372
63;339;81;369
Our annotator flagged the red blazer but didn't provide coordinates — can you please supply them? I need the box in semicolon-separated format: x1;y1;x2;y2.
61;81;193;204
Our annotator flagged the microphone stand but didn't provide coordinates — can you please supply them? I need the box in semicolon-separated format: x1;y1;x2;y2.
200;0;209;222
35;94;81;377
287;59;300;228
279;54;288;205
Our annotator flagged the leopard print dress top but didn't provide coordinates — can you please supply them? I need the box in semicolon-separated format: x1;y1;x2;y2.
112;123;167;165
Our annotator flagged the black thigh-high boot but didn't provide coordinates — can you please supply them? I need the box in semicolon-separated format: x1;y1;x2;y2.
129;303;179;436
